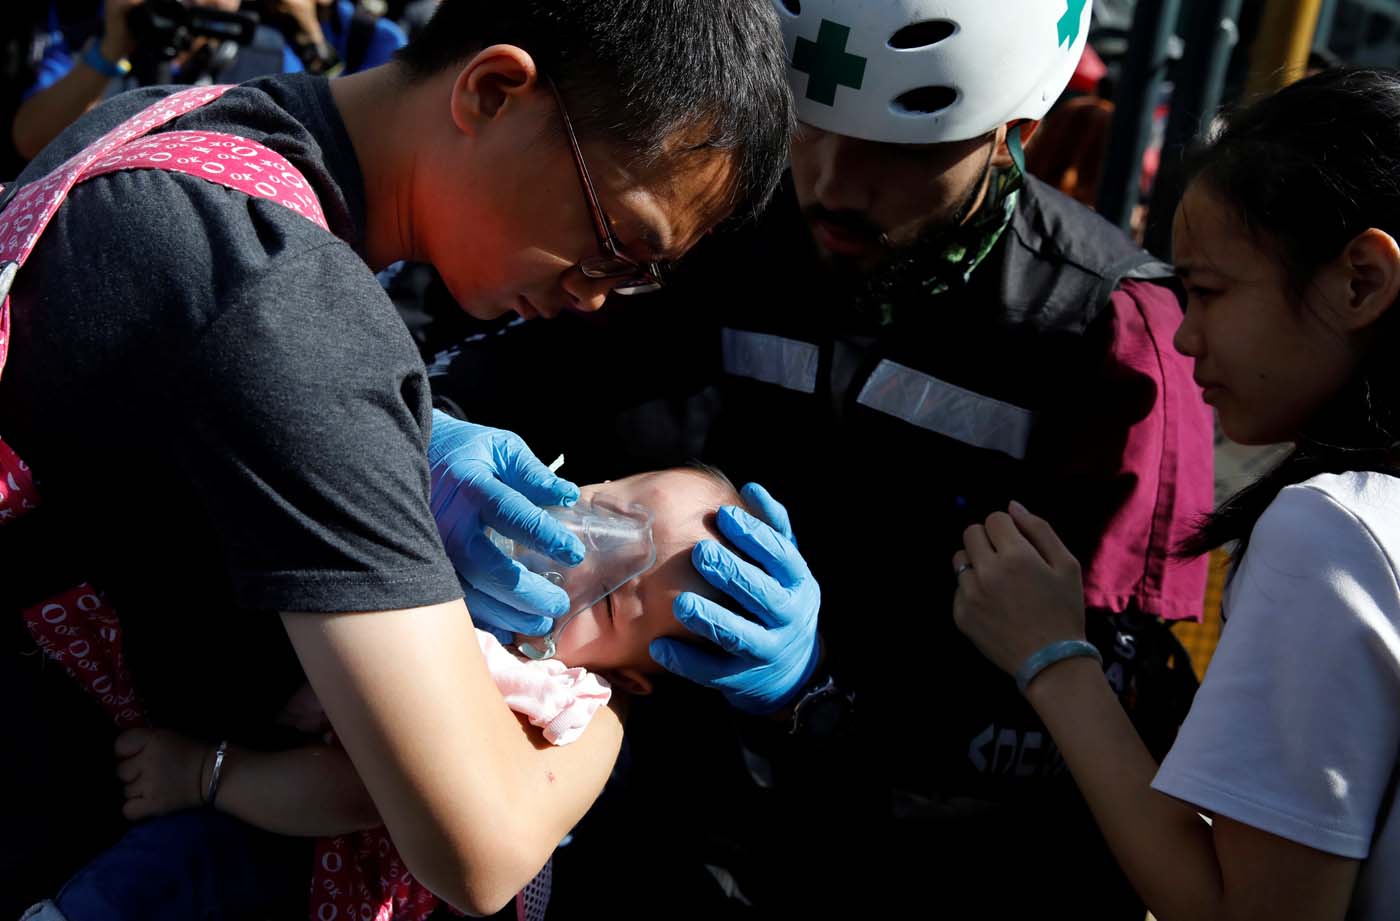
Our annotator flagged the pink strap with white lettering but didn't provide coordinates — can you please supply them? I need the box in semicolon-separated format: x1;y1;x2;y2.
0;85;328;520
0;438;38;523
23;584;144;729
79;130;328;229
2;85;234;378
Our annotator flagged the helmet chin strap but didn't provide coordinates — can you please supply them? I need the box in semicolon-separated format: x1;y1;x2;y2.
1007;120;1028;179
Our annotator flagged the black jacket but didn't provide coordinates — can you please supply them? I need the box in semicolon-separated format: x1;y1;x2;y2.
430;175;1212;919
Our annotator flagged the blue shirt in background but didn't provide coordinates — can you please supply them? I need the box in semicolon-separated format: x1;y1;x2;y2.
22;0;407;100
22;4;85;102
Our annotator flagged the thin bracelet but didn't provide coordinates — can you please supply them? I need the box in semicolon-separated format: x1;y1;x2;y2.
1014;640;1102;696
203;740;229;807
81;41;131;78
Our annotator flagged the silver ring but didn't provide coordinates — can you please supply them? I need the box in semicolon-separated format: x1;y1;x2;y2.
955;562;973;577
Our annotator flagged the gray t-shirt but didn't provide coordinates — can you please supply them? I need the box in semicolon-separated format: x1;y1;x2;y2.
1153;472;1400;918
2;74;460;734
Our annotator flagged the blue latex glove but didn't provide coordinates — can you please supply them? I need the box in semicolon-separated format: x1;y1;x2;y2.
650;482;821;715
427;410;585;643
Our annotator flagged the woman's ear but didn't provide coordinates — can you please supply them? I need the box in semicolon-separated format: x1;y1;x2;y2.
604;667;655;697
1338;227;1400;332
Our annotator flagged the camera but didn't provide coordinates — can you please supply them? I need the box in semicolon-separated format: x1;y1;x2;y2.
126;0;261;62
125;0;342;85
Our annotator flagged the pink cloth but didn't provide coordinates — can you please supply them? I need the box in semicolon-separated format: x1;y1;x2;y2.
309;632;607;921
474;629;612;744
22;584;142;728
1079;279;1215;622
0;438;39;524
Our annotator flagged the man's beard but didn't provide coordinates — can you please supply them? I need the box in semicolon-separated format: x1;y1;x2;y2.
858;157;1000;312
805;149;996;287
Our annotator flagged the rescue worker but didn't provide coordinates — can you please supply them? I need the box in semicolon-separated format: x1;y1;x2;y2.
427;0;1215;915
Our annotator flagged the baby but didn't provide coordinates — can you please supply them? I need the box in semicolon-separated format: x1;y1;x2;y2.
104;465;738;920
517;464;740;696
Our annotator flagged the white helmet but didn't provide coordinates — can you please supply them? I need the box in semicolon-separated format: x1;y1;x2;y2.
774;0;1093;144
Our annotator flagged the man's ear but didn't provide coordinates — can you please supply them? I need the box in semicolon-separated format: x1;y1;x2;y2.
990;119;1042;169
448;43;541;136
605;667;655;697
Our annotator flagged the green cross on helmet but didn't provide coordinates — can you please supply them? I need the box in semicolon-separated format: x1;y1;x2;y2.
773;0;1094;144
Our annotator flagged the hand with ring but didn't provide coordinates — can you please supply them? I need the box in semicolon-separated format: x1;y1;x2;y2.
951;500;1087;677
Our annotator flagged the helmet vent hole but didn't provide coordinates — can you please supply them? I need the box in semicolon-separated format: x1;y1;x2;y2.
776;0;801;16
893;86;958;115
888;20;956;50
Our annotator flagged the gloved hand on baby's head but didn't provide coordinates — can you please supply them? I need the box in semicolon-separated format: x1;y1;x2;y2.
511;464;743;697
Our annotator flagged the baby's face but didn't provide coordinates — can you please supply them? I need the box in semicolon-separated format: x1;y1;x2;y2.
516;469;734;692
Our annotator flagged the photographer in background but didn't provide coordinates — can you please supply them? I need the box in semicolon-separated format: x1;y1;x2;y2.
263;0;408;78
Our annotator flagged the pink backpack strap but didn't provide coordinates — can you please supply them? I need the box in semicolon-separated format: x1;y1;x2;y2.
0;86;237;343
0;85;328;521
0;83;330;377
81;130;329;230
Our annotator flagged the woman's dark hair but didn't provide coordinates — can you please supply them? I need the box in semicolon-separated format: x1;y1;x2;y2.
394;0;795;219
1180;67;1400;560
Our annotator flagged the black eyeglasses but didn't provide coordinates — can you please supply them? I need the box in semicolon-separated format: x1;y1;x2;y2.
546;77;666;296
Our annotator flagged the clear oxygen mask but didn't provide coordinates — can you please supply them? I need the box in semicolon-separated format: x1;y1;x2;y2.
486;495;656;660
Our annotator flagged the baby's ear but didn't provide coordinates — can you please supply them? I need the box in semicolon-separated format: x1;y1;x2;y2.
605;667;655;697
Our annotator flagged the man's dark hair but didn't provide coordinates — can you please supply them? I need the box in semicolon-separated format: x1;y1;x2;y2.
395;0;795;218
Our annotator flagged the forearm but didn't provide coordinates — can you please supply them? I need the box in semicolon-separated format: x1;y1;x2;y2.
376;703;624;917
12;51;116;160
203;742;381;837
957;503;1358;921
284;603;624;916
412;701;625;912
1026;657;1227;921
